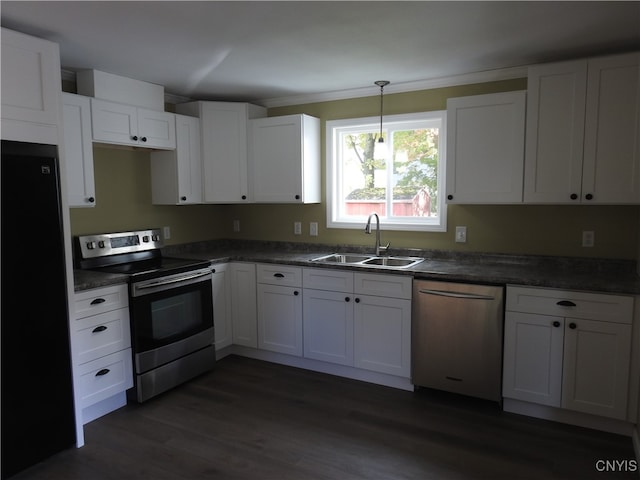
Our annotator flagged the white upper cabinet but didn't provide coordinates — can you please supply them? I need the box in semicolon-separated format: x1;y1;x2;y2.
249;114;321;203
63;93;96;207
90;98;176;149
150;114;202;204
446;91;526;204
1;28;62;145
525;53;640;204
177;101;267;203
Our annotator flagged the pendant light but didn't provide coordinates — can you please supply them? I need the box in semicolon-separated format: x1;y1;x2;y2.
373;80;390;160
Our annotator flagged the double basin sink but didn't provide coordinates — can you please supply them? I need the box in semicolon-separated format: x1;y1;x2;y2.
310;253;424;269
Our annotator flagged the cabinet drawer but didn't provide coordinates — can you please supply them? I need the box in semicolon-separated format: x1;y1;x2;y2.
257;263;302;287
303;268;354;293
73;308;131;365
354;273;412;300
506;285;633;324
73;284;128;318
76;349;133;408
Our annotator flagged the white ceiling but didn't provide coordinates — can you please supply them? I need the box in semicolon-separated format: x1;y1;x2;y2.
2;1;639;107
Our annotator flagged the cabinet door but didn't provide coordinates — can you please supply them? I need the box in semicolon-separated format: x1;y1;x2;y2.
229;263;257;348
251;115;305;203
354;295;411;377
1;28;61;144
63;93;96;207
137;108;176;149
583;52;640;204
91;98;138;145
446;91;526;204
524;61;587;203
502;312;564;407
200;102;252;203
562;318;632;419
303;289;354;366
150;114;202;204
212;264;232;350
257;284;303;356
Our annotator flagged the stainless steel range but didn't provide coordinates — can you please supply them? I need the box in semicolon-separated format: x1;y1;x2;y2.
75;229;215;402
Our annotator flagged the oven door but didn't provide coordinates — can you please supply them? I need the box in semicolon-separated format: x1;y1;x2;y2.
130;268;214;374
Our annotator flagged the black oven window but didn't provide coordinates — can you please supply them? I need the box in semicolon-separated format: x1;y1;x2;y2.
151;291;202;340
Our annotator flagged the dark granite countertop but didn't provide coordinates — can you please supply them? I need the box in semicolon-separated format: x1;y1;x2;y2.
74;239;640;295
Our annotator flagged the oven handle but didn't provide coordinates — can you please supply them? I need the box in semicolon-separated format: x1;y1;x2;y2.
135;270;211;290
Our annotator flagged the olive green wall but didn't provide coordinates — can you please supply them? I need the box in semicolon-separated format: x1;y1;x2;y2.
70;79;639;260
69;147;227;244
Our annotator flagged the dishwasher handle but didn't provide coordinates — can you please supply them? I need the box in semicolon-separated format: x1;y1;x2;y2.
418;289;496;301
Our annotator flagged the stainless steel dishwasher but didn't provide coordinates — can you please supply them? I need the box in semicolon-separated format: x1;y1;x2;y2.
412;280;504;402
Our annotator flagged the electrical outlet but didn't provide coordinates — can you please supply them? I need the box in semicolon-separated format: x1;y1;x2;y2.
294;221;302;235
233;219;240;233
310;222;319;236
163;226;171;240
582;230;595;247
455;226;467;243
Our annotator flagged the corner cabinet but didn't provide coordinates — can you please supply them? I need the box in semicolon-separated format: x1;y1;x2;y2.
90;98;176;149
63;93;96;207
150;114;202;204
525;52;640;204
503;285;633;420
446;91;526;204
249;114;321;203
1;28;62;144
176;101;267;203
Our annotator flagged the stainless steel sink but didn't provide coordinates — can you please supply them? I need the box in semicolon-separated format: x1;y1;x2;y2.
362;256;424;268
310;253;373;264
310;253;424;269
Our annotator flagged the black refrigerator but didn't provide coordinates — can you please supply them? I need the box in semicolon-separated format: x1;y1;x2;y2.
1;140;76;478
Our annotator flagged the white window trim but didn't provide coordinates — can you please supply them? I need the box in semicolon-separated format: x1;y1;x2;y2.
326;111;447;232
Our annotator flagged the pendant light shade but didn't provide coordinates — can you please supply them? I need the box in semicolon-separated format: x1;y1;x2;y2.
373;80;390;160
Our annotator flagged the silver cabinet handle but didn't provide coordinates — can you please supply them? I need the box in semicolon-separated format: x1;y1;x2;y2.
418;289;496;301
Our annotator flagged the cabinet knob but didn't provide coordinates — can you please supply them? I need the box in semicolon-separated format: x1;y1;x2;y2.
556;300;576;307
141;136;148;142
345;297;350;302
181;196;187;201
355;298;360;303
585;193;593;200
295;194;300;200
552;321;561;328
294;290;299;296
447;194;453;200
131;135;138;141
569;322;577;329
274;273;285;278
95;368;110;377
570;193;578;200
90;298;106;306
87;196;95;203
92;325;108;333
241;195;247;200
211;269;215;274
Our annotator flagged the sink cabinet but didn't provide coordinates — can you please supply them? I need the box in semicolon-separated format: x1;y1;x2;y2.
256;264;303;356
63;93;96;207
503;285;633;420
1;28;62;144
524;52;640;204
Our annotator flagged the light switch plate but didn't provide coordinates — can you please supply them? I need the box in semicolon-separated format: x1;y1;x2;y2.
455;226;467;243
582;230;595;247
310;222;318;236
294;222;302;235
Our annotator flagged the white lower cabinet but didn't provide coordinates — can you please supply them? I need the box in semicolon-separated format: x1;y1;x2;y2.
302;268;412;377
503;285;633;420
230;263;258;348
71;284;133;424
257;264;303;356
211;263;232;350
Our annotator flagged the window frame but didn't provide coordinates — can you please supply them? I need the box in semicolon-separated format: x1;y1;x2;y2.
326;111;447;232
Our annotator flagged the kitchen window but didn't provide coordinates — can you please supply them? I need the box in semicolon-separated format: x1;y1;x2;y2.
326;111;447;232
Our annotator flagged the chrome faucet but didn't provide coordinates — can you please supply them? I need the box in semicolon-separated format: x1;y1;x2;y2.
365;212;389;256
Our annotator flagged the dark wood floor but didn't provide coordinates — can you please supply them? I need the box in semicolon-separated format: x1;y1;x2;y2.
11;355;638;480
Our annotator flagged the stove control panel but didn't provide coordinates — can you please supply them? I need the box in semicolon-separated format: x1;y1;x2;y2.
77;228;164;259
